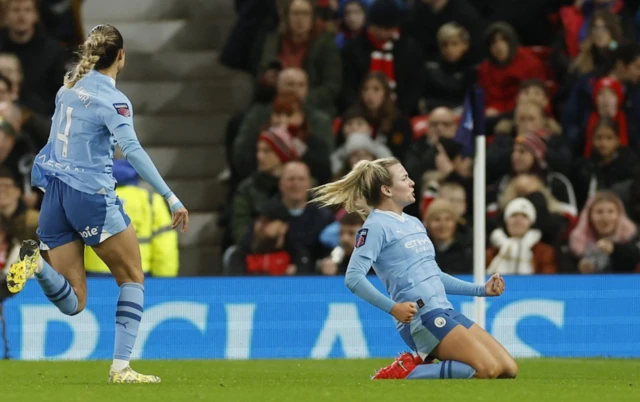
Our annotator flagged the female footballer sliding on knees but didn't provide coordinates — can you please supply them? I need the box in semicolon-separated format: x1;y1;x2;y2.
6;24;189;383
311;157;517;380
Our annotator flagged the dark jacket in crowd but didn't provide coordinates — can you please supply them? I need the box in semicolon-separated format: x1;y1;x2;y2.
231;171;280;244
433;230;473;275
341;33;424;116
282;199;334;272
220;0;278;73
232;103;334;183
486;134;573;184
258;30;342;117
0;26;67;116
423;52;477;109
407;0;485;63
571;147;640;209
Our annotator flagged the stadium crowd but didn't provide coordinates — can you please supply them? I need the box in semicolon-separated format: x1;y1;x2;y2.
0;0;639;282
219;0;640;276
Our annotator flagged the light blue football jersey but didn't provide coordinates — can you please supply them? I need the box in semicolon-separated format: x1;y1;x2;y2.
32;70;134;196
349;209;453;312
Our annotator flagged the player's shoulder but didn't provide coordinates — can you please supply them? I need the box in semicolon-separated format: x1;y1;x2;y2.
358;213;388;239
405;214;426;232
92;81;133;118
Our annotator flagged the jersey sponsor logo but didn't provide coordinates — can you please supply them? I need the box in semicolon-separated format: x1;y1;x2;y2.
434;317;446;328
113;103;130;117
80;226;99;239
404;238;430;249
355;229;368;248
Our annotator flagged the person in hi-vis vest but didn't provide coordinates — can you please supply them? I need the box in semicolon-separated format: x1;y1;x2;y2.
84;156;179;277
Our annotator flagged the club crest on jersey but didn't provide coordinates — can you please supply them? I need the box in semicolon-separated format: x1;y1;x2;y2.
113;103;130;117
355;228;368;248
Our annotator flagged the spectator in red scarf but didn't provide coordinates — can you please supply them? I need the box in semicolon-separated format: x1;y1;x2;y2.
478;22;546;117
341;0;424;116
580;76;634;154
257;0;342;117
562;41;640;144
268;91;332;184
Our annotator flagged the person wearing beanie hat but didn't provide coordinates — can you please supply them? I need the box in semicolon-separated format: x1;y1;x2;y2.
422;198;472;274
258;127;298;165
232;129;292;244
487;120;578;225
514;133;548;171
341;0;424;116
330;132;393;175
486;197;557;275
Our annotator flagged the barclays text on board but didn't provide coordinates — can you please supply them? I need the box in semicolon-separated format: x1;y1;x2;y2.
2;276;639;360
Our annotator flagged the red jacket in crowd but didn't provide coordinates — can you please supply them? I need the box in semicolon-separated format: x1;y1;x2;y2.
478;48;546;114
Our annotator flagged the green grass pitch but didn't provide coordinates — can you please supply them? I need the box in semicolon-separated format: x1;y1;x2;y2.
1;359;639;402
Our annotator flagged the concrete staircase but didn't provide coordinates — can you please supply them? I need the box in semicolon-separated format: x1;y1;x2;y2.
82;0;251;275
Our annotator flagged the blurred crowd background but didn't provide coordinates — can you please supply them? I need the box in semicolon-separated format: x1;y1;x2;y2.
1;0;640;281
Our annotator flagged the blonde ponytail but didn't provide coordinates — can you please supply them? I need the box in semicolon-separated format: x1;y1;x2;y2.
310;157;399;219
64;33;107;88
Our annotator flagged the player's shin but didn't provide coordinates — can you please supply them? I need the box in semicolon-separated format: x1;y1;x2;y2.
36;259;79;316
112;282;144;372
406;360;475;379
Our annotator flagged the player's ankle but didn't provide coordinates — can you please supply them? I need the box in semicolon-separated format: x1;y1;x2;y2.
111;358;130;372
34;256;44;274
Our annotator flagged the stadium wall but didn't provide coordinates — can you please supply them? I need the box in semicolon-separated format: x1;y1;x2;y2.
2;276;639;360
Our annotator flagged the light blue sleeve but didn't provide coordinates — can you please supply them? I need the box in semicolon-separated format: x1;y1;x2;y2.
98;92;182;212
438;271;486;297
112;125;183;212
344;223;396;313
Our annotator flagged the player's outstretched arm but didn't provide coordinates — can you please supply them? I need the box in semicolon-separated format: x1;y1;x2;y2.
113;124;189;232
438;271;505;297
438;271;486;296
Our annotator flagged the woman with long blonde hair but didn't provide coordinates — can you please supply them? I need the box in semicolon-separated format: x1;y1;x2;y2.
5;24;189;383
311;158;516;380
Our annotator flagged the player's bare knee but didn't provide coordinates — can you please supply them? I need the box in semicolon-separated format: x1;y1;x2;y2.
502;360;518;379
75;288;87;311
474;360;501;379
114;267;144;286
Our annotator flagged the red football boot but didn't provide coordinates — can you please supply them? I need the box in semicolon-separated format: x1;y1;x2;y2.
371;352;418;380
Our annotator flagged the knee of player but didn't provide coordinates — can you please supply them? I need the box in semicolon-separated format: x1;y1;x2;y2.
474;360;501;379
503;359;518;379
114;269;145;286
74;294;88;314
